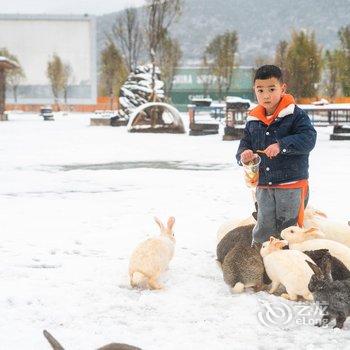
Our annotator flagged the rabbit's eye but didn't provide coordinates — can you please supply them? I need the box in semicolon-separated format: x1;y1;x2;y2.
290;230;294;233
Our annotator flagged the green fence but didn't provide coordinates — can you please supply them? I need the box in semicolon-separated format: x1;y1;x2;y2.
170;66;254;111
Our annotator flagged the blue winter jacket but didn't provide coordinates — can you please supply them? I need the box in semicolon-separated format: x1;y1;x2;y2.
236;105;317;186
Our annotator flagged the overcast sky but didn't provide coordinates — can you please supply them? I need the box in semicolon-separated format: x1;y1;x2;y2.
1;0;146;15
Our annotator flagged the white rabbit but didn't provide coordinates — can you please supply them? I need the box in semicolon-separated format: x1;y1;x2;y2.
216;191;258;243
260;236;314;301
215;205;326;244
304;207;350;247
281;226;350;270
281;225;325;243
216;215;255;243
304;206;328;220
129;216;175;290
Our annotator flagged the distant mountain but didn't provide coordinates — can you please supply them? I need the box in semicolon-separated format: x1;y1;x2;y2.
97;0;350;65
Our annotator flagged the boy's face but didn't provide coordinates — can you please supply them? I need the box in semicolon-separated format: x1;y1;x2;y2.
254;77;286;115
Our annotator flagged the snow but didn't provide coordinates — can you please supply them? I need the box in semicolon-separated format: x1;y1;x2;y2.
1;112;350;349
300;103;350;110
0;56;19;68
117;64;164;121
225;96;251;104
127;102;184;131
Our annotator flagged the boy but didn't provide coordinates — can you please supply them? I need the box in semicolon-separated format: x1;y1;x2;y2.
236;65;317;244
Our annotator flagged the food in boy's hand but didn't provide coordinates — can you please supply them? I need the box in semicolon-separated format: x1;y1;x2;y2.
242;155;260;187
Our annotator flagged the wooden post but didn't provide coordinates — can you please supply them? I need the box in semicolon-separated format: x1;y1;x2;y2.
226;110;234;127
188;104;196;125
0;68;5;121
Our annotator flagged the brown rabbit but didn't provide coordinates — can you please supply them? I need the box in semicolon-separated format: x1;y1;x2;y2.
216;224;269;293
43;330;141;350
216;224;254;265
222;240;266;293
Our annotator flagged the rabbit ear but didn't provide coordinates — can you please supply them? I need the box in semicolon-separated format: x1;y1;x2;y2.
154;217;165;231
304;227;318;234
313;208;327;218
43;330;65;350
320;253;333;278
274;240;288;249
306;260;323;277
304;227;325;238
269;236;275;243
167;216;175;231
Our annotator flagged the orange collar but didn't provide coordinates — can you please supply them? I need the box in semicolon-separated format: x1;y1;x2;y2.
249;94;295;126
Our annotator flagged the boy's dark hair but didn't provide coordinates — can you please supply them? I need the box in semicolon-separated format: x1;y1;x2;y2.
254;65;283;83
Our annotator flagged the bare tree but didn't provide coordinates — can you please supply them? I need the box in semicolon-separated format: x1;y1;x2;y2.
205;31;238;100
7;67;25;103
144;0;182;127
146;0;182;57
63;63;73;105
99;42;128;109
146;0;182;101
46;53;67;108
0;48;25;103
157;32;182;100
110;7;143;71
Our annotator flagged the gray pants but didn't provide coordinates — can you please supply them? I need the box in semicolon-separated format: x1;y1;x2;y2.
252;187;308;243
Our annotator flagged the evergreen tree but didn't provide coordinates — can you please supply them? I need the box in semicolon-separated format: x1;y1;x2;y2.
338;25;350;96
274;40;289;81
324;49;342;99
285;30;322;98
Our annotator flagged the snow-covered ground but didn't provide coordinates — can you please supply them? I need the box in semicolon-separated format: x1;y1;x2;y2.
1;112;350;350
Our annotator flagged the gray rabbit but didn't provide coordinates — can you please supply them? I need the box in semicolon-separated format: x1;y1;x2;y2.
216;224;269;293
306;259;350;329
216;224;254;265
222;242;266;292
43;330;141;350
304;249;350;281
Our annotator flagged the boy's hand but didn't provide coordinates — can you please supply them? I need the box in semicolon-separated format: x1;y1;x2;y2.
264;143;280;158
240;149;254;164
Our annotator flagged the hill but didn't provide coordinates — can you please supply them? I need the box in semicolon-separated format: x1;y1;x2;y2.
97;0;350;65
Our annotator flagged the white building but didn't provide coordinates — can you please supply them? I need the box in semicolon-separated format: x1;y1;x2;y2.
0;14;97;105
